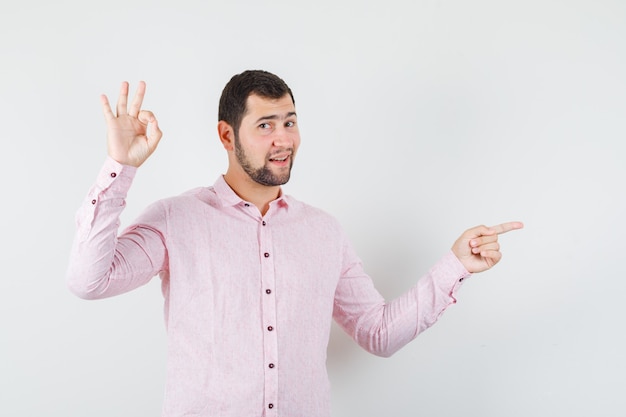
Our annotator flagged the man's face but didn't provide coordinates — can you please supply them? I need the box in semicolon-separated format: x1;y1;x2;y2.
234;93;300;186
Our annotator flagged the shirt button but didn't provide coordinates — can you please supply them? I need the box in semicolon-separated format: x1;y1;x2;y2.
267;326;274;331
269;363;275;369
244;203;250;207
268;404;274;409
266;289;272;294
459;277;464;282
264;252;270;258
91;199;96;205
262;221;266;226
110;172;117;178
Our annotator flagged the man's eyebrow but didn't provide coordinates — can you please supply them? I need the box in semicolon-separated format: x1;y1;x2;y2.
254;112;297;124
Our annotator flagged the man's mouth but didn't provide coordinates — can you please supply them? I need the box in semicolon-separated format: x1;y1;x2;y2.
269;153;290;162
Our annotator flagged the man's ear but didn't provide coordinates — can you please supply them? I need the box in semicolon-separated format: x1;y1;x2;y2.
218;121;235;151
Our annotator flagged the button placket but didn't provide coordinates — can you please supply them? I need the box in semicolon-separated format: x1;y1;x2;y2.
259;216;279;411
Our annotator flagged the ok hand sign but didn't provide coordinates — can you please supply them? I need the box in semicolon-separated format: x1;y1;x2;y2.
101;81;163;167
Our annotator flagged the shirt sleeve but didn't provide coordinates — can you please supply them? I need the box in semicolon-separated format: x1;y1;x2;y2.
66;157;168;300
332;235;470;358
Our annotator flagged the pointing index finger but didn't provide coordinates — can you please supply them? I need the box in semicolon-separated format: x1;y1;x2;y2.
490;221;524;235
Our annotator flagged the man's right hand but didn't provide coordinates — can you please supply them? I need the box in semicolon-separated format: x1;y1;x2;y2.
101;81;163;167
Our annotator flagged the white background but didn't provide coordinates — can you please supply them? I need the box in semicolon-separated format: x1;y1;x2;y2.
1;0;625;416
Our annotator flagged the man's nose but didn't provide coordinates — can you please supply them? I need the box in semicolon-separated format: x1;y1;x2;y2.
272;128;293;147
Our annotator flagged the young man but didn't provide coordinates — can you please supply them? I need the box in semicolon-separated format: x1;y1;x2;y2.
67;70;522;416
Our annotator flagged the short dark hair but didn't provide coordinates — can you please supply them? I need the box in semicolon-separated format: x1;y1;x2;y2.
218;70;295;135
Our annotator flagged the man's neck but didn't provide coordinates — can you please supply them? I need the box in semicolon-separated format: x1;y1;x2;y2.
223;172;281;216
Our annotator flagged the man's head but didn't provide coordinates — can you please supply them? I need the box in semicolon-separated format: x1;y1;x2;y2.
218;70;300;188
219;70;295;138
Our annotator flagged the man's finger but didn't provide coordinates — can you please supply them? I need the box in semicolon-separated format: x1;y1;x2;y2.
138;109;156;125
128;81;146;118
100;94;115;122
490;221;524;235
116;81;129;117
147;119;163;150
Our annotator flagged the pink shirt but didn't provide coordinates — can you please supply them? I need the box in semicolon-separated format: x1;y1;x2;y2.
67;157;470;417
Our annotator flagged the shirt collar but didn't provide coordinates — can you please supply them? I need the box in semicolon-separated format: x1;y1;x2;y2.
213;176;290;209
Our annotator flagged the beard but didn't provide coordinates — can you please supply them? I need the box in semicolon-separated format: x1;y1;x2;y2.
234;133;294;186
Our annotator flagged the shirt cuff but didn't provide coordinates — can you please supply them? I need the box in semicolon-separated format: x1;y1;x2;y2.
76;157;137;241
94;156;137;195
434;250;471;302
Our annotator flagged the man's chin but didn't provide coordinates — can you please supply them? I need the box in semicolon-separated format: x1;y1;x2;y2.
252;174;291;187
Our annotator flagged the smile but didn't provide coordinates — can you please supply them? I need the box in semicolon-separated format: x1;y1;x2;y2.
269;154;290;162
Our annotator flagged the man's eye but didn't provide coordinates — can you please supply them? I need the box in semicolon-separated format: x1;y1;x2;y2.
285;121;295;127
259;123;271;129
